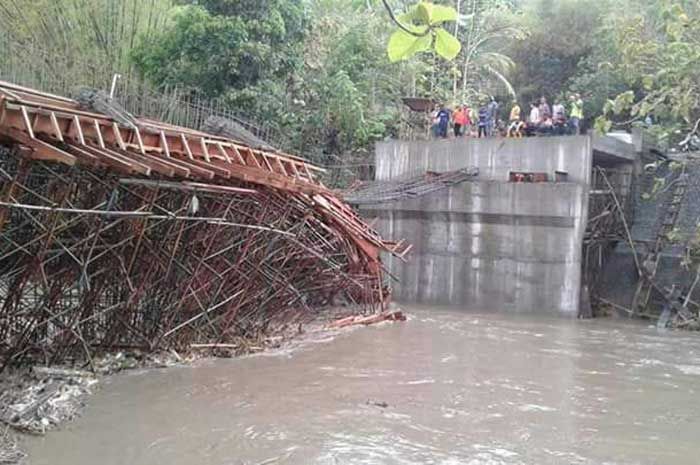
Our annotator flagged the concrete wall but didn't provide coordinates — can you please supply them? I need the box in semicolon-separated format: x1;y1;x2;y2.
376;136;592;184
365;181;587;315
366;136;595;315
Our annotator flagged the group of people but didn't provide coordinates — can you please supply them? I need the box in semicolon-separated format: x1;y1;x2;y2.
430;93;584;139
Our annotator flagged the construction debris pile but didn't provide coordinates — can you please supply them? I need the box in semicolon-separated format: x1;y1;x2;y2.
0;81;409;369
629;158;700;328
587;154;700;329
0;367;97;435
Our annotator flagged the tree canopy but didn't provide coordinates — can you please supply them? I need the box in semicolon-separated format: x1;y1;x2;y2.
131;0;307;96
1;0;698;162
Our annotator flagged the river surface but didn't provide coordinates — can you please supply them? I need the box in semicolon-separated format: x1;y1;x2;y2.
25;307;700;465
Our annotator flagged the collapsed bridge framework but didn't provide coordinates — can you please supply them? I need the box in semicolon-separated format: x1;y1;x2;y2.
0;81;409;369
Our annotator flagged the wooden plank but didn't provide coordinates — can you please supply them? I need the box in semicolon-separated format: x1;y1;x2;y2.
275;158;288;176
154;154;215;180
20;105;35;139
260;152;274;172
160;131;171;158
69;143;151;176
133;127;146;155
0;127;76;165
50;112;64;142
93;119;105;148
113;123;126;150
0;80;76;104
235;145;257;167
0;95;6;127
180;134;194;160
110;150;176;177
288;160;301;178
73;115;85;145
171;154;231;179
206;159;325;195
63;143;107;167
228;144;242;164
26;139;77;165
65;143;136;173
182;182;258;195
97;147;152;176
216;142;232;164
200;137;211;162
109;147;192;178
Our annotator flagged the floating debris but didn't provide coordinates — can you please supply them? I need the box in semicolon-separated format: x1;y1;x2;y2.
0;426;26;465
0;368;97;435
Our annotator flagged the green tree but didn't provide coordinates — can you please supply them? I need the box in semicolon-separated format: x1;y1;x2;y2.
596;0;700;140
452;0;524;102
131;0;308;97
506;0;604;107
284;0;409;164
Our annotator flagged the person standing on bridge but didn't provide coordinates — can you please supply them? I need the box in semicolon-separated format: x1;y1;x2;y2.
437;105;451;138
526;102;540;136
486;96;499;137
552;99;567;135
538;96;551;122
569;93;584;135
477;103;489;138
453;105;469;137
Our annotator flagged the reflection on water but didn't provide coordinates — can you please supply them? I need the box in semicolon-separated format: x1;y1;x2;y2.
26;307;700;465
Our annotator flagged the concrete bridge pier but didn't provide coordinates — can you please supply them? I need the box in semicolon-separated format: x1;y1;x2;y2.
359;135;637;316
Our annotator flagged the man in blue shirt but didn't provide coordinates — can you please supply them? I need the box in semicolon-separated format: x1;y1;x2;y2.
437;106;451;138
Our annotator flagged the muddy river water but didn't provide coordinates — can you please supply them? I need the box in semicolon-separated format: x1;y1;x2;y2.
25;307;700;464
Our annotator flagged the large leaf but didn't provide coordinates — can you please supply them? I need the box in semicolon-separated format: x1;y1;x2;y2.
430;4;458;24
434;27;461;60
416;2;433;24
387;28;432;62
397;5;419;24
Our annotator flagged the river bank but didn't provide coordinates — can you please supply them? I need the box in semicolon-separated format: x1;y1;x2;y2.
18;306;700;465
0;307;393;464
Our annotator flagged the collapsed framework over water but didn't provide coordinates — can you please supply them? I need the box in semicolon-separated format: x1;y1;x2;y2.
0;81;409;369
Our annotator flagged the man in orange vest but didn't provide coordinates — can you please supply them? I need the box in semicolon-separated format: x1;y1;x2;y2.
453;105;469;137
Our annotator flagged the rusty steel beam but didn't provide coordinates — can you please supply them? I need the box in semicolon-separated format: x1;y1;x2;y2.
0;81;409;370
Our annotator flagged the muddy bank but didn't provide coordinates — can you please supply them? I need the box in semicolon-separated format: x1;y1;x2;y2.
22;306;700;465
1;308;387;464
0;351;187;465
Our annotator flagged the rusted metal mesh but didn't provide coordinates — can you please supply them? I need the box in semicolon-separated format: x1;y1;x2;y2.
0;149;389;368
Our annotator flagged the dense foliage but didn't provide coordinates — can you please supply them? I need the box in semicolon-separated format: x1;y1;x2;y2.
0;0;172;84
131;1;307;97
595;0;700;143
1;0;698;161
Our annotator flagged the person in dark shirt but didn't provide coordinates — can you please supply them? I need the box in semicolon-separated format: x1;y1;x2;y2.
437;106;451;138
478;105;489;138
